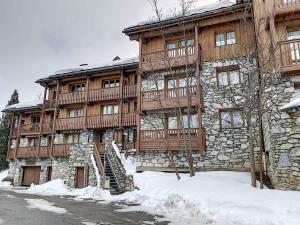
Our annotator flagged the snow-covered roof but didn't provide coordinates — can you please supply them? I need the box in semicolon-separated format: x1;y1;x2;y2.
124;0;237;33
3;99;43;112
281;97;300;111
37;56;139;84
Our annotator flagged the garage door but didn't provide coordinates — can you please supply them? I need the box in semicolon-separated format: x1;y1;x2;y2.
22;167;41;186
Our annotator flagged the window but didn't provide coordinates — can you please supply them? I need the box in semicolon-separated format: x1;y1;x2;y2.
32;115;40;125
288;29;300;63
103;105;119;115
103;79;120;88
69;108;84;118
168;117;178;129
216;32;236;46
220;110;244;129
30;138;39;147
70;83;85;92
166;39;195;58
217;67;241;86
167;115;198;129
67;133;80;144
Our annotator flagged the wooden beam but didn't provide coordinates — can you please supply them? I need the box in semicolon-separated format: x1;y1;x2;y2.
37;86;48;159
119;69;124;128
14;113;23;159
136;36;143;154
84;76;90;129
7;113;15;160
50;82;60;158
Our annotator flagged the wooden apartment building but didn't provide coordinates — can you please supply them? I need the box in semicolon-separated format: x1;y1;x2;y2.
4;0;300;191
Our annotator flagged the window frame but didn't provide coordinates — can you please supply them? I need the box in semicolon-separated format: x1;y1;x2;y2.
215;31;237;47
70;83;85;92
219;109;245;129
102;104;119;115
68;108;84;118
102;79;120;88
165;38;195;58
217;66;241;86
66;133;80;144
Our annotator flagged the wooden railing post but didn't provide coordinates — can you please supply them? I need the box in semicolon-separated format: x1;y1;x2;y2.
14;113;23;159
7;113;15;160
50;81;60;158
37;86;48;159
84;76;90;129
119;69;124;128
136;36;143;154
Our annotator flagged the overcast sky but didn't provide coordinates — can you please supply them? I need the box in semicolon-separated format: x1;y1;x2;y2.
0;0;216;110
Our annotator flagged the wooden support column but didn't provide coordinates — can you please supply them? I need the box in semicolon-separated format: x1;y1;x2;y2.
50;82;60;158
195;24;205;155
136;36;143;154
84;76;90;129
14;113;23;159
7;113;15;160
119;69;124;128
37;86;48;158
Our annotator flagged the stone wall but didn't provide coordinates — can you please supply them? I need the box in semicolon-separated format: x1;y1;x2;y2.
263;76;300;190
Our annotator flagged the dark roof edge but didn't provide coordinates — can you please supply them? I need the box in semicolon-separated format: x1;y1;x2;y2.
2;105;41;113
35;61;139;85
123;3;248;35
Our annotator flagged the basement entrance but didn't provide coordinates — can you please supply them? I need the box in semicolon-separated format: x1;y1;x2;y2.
75;167;85;188
22;166;41;186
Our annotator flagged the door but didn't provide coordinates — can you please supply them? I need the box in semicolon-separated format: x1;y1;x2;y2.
75;167;85;188
22;167;41;186
47;167;52;182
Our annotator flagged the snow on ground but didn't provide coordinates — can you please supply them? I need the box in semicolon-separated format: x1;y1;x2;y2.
281;97;300;110
0;218;4;225
112;171;300;225
25;198;67;214
16;179;111;201
0;170;11;188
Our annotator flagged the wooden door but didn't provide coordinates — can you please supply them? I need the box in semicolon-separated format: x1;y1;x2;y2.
75;167;85;188
22;167;41;186
47;167;52;182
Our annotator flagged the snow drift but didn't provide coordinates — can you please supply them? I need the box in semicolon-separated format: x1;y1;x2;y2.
0;170;11;188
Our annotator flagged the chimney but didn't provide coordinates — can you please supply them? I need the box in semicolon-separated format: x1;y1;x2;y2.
79;63;88;67
113;56;121;61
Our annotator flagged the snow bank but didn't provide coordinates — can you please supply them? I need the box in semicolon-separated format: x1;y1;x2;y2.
90;154;101;188
112;141;136;176
112;171;300;225
281;97;300;110
17;179;111;201
0;170;11;188
25;198;67;214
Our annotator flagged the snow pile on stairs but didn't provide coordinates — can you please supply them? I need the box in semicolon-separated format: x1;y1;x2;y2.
113;171;300;225
16;179;111;200
0;170;11;188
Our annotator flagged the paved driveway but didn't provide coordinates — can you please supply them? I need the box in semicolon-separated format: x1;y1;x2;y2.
0;189;169;225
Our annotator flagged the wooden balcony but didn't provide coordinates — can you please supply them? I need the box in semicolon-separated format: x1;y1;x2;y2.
16;147;39;159
141;45;197;72
20;123;40;134
58;91;87;105
140;128;205;151
56;117;85;130
123;85;137;98
39;146;51;158
52;144;70;157
278;39;300;74
89;87;120;102
274;0;300;17
142;86;199;110
87;115;119;128
7;149;15;160
122;113;136;126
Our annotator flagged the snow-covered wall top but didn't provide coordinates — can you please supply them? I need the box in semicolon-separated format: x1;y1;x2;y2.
36;56;139;84
124;0;237;32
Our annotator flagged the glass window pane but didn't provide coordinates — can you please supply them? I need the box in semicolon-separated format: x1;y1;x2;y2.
167;43;176;49
114;105;119;114
69;110;75;118
233;111;243;128
221;112;231;128
288;30;300;40
179;78;187;87
181;115;189;128
216;33;225;47
218;72;228;86
168;79;176;89
191;115;198;128
227;32;236;45
168;117;177;129
230;71;240;85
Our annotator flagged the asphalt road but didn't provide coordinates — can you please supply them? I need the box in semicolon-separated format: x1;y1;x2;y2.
0;189;169;225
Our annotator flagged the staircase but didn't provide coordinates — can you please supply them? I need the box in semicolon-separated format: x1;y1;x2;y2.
100;155;120;195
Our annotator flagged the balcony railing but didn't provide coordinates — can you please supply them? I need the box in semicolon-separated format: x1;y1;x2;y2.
279;39;300;73
20;123;40;134
41;122;53;133
274;0;300;15
44;99;56;109
87;114;119;128
39;146;50;158
122;113;136;126
16;147;39;158
141;45;196;71
57;86;137;105
58;91;87;105
56;117;85;130
140;128;204;151
52;144;71;157
142;86;198;110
